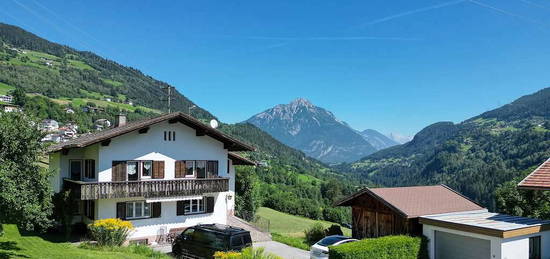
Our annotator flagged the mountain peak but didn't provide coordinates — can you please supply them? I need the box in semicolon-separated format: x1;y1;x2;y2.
290;98;313;107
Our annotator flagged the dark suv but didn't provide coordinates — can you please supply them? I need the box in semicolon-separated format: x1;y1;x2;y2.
172;224;252;258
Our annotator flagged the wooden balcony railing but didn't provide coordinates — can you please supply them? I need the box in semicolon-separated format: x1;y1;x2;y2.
64;178;229;200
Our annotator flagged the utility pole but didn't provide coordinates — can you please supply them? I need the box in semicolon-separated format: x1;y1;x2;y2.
160;86;175;113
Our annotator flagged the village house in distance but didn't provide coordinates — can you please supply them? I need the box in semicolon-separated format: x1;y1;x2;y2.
47;112;256;244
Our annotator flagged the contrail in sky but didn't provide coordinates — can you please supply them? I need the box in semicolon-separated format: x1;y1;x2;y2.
238;36;420;41
469;0;550;29
361;0;466;27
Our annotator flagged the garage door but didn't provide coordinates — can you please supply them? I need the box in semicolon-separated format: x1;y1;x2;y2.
435;231;491;259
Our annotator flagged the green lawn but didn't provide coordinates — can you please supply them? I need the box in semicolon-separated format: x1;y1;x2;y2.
256;207;351;237
0;82;14;95
0;224;168;259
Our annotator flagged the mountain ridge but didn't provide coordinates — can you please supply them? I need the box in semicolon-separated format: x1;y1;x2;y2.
246;98;380;163
339;88;550;209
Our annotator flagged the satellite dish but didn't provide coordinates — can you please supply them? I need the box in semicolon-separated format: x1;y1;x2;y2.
210;119;219;129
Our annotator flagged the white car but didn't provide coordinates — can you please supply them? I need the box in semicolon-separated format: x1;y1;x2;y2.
310;235;358;259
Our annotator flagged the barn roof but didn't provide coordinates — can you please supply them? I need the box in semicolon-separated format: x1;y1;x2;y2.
47;112;255;153
420;211;550;238
335;185;485;219
517;158;550;190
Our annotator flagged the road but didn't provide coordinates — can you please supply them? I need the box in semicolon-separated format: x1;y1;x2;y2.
254;241;309;259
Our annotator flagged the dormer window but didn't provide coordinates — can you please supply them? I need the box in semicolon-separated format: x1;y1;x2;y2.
164;131;176;141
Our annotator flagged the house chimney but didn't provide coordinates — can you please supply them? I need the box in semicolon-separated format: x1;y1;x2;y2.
115;114;126;127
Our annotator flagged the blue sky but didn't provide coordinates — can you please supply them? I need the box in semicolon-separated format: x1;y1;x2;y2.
1;0;550;136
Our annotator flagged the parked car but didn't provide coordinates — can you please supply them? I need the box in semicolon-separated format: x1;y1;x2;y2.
310;235;358;259
172;224;252;258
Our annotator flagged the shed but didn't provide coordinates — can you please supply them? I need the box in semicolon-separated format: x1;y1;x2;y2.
335;185;484;239
421;211;550;259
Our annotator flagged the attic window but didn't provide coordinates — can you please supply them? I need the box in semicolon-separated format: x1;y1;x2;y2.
164;131;176;141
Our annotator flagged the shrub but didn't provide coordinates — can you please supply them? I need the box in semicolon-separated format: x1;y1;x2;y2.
304;223;326;245
329;235;428;259
214;250;242;259
325;224;344;236
214;247;282;259
88;218;133;246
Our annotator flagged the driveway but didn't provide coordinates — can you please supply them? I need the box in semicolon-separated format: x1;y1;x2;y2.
254;241;309;259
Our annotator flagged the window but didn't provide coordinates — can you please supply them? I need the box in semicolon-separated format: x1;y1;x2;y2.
141;161;152;178
529;236;541;259
127;161;139;181
196;161;206;178
164;131;176;141
70;160;82;180
84;159;96;179
231;235;244;247
126;201;151;219
185;161;195;177
177;198;205;215
83;200;94;219
207;161;218;178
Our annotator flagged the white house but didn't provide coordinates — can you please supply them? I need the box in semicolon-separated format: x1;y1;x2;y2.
41;119;60;132
0;103;20;112
47;112;256;244
0;95;13;103
421;211;550;259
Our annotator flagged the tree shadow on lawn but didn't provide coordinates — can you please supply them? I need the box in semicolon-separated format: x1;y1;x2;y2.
19;228;85;244
0;241;29;259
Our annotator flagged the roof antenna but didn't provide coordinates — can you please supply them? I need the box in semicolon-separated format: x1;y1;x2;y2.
160;86;175;113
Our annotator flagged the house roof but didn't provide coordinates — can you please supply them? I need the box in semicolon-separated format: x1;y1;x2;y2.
228;152;256;166
517;158;550;190
420;211;550;238
335;185;484;219
47;112;255;153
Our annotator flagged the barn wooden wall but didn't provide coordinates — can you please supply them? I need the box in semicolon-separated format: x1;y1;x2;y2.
350;194;419;239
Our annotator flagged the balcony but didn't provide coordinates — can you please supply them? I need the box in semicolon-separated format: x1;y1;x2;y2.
64;178;229;200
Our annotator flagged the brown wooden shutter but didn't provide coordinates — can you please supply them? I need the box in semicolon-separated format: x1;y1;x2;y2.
152;202;161;218
116;202;126;219
153;161;165;179
176;201;184;216
206;196;215;213
175;160;185;178
112;161;127;181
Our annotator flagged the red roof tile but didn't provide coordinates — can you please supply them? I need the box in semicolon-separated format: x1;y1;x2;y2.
518;158;550;190
336;185;485;218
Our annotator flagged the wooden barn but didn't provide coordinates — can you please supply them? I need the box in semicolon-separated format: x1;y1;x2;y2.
335;185;485;239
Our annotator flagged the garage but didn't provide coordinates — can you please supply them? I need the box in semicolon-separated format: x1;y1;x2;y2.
434;231;490;259
421;211;550;259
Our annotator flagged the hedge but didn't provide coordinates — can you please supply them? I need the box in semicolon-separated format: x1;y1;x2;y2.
329;235;428;259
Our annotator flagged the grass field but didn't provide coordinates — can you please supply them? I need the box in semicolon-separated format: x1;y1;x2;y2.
256;207;351;250
0;224;169;259
0;82;15;95
256;207;351;237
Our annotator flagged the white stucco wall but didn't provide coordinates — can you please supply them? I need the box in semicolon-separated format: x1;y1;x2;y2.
423;224;550;259
50;144;99;193
97;192;229;239
97;121;229;182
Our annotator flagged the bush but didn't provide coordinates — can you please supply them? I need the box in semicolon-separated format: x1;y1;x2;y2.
304;223;326;245
88;218;133;246
329;235;428;259
325;224;344;236
214;247;282;259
